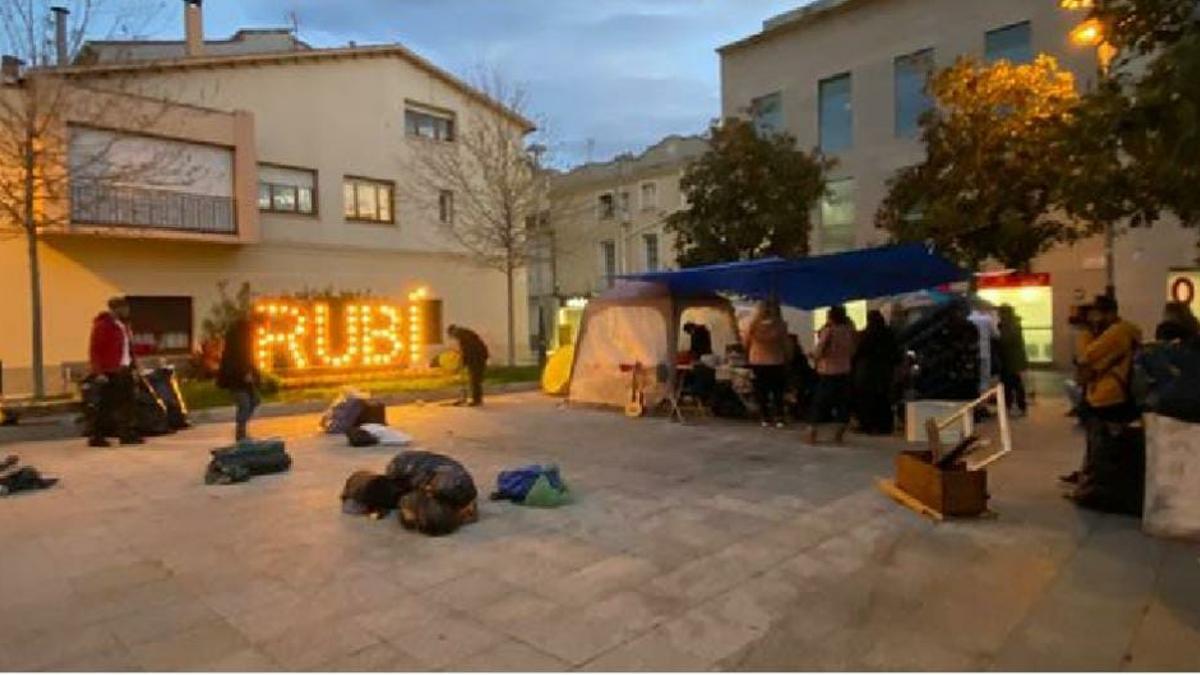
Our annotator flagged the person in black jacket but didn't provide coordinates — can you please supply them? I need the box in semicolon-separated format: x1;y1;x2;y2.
218;316;259;441
448;324;489;406
853;310;902;434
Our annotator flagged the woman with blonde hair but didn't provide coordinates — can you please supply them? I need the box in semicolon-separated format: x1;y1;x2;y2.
744;299;791;428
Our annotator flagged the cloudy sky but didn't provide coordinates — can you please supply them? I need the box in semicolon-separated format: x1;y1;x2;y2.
136;1;808;167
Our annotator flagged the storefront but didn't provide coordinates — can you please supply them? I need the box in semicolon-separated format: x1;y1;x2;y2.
976;272;1055;365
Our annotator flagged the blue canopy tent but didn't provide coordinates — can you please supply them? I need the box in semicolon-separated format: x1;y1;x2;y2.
619;243;967;309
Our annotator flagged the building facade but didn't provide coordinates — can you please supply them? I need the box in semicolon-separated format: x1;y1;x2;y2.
1;6;532;395
530;135;707;351
720;0;1199;367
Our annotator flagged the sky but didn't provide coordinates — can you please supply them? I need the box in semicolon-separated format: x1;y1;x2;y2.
131;1;808;168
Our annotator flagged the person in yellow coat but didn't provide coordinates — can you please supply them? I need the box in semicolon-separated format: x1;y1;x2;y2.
1077;295;1142;426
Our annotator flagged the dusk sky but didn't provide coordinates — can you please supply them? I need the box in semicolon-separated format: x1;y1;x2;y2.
133;1;809;168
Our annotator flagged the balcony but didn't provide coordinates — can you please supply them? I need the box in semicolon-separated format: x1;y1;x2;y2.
71;183;236;235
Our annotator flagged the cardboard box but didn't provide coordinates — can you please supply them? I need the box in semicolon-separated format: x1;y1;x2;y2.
895;450;989;518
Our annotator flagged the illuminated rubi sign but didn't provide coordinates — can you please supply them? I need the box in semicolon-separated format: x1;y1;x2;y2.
254;288;431;373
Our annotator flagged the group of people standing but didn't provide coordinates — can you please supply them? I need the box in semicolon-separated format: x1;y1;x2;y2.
741;301;902;444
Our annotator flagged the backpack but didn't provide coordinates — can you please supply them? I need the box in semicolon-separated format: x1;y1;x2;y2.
205;438;292;485
491;464;565;503
341;470;400;516
398;490;462;536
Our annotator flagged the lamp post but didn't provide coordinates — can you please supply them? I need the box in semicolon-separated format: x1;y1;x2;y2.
1064;2;1120;299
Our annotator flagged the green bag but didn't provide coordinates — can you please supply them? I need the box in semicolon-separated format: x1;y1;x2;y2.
522;474;571;508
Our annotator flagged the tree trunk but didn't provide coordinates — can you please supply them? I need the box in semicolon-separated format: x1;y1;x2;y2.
24;132;46;399
505;263;516;367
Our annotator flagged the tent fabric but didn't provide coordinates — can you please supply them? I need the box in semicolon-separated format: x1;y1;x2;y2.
567;282;738;409
619;243;966;310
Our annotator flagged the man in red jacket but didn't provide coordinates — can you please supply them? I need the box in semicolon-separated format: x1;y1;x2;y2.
88;297;142;447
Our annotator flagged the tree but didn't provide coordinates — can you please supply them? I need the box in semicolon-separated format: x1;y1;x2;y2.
405;69;546;367
876;55;1085;270
0;0;170;398
666;118;831;267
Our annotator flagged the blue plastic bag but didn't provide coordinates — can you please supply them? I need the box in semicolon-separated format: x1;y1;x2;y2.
492;464;563;502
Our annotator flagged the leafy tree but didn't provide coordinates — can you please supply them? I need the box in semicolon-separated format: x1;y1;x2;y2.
667;118;831;267
876;55;1085;270
1089;0;1198;56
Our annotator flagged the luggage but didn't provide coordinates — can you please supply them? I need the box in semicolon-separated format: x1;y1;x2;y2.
144;367;190;430
1073;420;1145;516
80;373;171;438
341;470;401;517
205;437;292;485
320;391;367;434
346;427;379;447
356;400;387;427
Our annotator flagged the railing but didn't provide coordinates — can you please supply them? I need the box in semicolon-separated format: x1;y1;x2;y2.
71;183;236;235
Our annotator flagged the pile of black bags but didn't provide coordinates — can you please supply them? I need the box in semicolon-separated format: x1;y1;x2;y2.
81;367;190;439
341;450;478;536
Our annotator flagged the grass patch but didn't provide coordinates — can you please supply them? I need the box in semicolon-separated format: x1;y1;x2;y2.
179;365;540;411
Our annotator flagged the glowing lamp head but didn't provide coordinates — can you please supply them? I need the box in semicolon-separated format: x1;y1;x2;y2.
1070;18;1104;47
1059;0;1094;9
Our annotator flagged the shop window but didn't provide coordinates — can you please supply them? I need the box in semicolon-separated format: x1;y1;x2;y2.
986;21;1033;64
258;164;316;215
643;233;660;272
404;105;455;142
126;296;193;355
343;176;394;224
978;276;1054;364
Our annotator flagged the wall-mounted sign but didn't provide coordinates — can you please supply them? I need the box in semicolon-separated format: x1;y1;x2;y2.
254;288;441;373
1168;270;1200;318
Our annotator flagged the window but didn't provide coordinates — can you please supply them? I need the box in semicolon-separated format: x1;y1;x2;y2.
894;49;935;139
819;73;853;153
820;177;856;252
600;240;617;288
986;21;1033;63
643;233;660;272
125;296;193;355
751;92;784;136
598;192;615;220
618;190;631;218
258;164;316;215
343;176;394;224
640;182;657;210
404;105;455;142
438;190;454;224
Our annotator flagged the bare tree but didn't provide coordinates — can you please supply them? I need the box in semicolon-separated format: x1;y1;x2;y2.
405;68;549;367
0;0;193;398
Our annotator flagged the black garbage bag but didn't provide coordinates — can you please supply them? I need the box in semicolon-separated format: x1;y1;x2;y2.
205;438;292;485
144;367;190;430
1073;421;1145;516
341;470;400;516
346;427;379;447
0;466;59;496
385;450;477;507
79;375;106;438
1135;342;1200;423
135;376;171;437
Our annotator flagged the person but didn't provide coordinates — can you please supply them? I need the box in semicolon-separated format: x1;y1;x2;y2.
853;310;901;435
87;296;142;447
217;314;259;441
786;333;818;419
448;324;489;406
1063;304;1098;417
1077;295;1142;425
967;299;1000;397
997;304;1029;417
744;300;790;428
809;305;857;444
682;322;713;359
1155;301;1200;344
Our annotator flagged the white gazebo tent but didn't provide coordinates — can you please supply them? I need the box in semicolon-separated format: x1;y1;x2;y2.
567;281;739;409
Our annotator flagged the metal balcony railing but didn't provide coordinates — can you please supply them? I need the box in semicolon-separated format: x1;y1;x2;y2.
71;183;236;235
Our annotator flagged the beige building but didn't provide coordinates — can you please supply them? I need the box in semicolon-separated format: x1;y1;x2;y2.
1;4;533;395
531;135;707;348
720;0;1199;367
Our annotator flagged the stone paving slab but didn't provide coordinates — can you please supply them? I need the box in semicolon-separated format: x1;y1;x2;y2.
0;392;1198;671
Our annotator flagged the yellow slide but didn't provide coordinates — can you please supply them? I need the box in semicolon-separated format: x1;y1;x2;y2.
541;346;574;396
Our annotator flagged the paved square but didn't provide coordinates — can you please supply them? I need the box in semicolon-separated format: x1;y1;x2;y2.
1;392;1198;671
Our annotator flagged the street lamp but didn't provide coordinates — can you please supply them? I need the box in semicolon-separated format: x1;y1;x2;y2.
1063;0;1119;299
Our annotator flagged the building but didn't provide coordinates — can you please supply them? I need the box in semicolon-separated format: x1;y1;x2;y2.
0;1;533;395
530;135;707;351
720;0;1199;367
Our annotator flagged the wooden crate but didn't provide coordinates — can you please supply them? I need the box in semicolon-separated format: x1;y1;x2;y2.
894;450;989;518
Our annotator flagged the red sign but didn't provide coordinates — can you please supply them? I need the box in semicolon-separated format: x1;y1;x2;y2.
976;272;1051;289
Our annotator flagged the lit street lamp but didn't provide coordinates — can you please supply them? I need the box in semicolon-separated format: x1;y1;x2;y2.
1063;0;1120;299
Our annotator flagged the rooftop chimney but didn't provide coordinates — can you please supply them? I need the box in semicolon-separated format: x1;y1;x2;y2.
51;7;69;66
184;0;204;57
